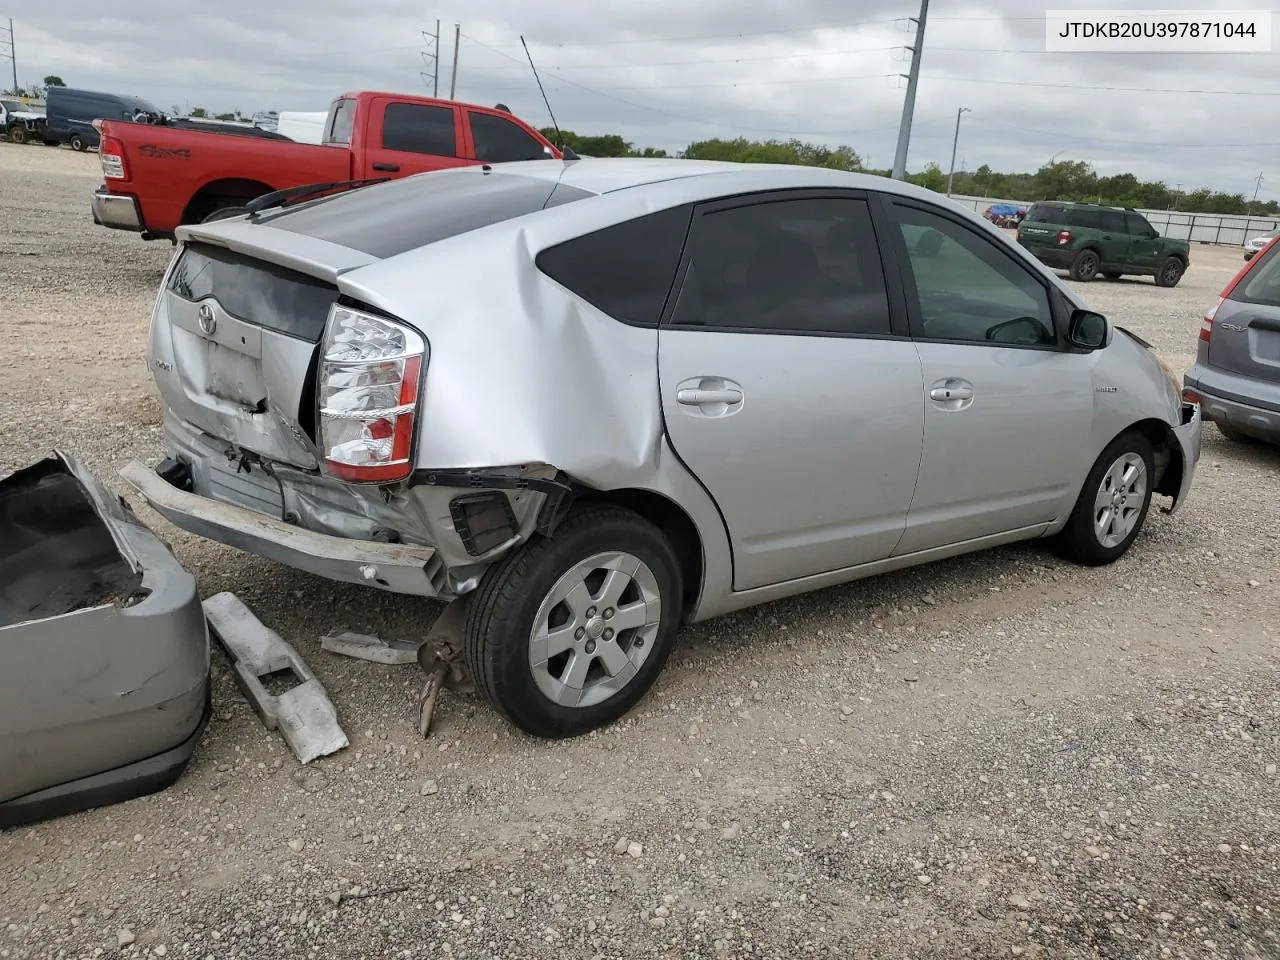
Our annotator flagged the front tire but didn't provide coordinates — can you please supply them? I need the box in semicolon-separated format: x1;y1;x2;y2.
6;125;26;144
463;505;683;738
1155;256;1185;288
1069;249;1101;282
1053;431;1155;566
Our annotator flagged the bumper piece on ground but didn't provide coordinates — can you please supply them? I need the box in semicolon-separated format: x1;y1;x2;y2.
203;591;348;764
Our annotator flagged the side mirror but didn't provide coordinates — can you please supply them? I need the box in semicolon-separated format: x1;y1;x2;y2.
1067;308;1109;350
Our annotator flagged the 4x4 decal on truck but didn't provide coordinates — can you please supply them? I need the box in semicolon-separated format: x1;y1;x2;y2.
138;144;191;160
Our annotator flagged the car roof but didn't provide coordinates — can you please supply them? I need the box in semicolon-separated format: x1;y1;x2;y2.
449;157;940;201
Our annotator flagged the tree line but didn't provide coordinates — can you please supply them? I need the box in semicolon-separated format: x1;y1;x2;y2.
542;129;1275;216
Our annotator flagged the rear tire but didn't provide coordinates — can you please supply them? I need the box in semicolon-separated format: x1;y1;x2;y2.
69;134;86;152
1215;421;1253;443
463;505;682;739
200;205;250;223
1052;431;1155;566
1069;249;1101;282
1155;256;1185;288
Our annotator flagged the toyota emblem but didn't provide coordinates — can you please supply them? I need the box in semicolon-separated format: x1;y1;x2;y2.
198;302;217;336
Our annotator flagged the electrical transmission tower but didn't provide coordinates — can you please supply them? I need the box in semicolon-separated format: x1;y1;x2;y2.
1;19;17;94
421;19;440;97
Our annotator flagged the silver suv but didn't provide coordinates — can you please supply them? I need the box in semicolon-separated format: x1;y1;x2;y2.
1184;234;1280;444
125;159;1202;737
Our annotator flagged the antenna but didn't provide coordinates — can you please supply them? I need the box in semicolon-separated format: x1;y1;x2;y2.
520;35;569;157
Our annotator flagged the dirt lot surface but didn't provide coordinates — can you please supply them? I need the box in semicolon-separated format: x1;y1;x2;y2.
1;142;1278;960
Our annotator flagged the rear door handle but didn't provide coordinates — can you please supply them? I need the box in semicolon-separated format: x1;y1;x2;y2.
372;162;400;172
929;384;973;401
677;388;743;405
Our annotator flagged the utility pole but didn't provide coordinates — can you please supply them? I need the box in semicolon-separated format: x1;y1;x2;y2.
1252;171;1264;203
891;0;929;181
2;18;16;94
946;106;970;196
449;23;460;100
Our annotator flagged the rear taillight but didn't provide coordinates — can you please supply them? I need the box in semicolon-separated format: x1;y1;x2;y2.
1199;298;1220;342
99;135;127;180
318;306;427;484
1056;230;1071;245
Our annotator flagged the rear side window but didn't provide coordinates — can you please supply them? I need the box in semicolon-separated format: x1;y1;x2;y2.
325;98;356;145
1237;242;1280;304
469;112;547;162
536;206;693;327
266;171;593;258
1066;208;1102;229
668;196;893;337
382;103;456;156
1098;211;1126;232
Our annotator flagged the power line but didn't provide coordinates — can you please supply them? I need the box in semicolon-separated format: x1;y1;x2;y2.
924;74;1280;97
458;40;901;71
464;32;935;139
971;115;1280;149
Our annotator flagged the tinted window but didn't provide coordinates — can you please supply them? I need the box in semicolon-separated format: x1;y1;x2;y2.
1025;203;1065;224
470;112;546;162
536;206;693;327
382;103;456;156
1065;207;1102;229
267;171;593;258
1098;210;1126;232
893;202;1054;346
1126;213;1155;236
668;196;892;336
168;243;340;342
326;98;356;145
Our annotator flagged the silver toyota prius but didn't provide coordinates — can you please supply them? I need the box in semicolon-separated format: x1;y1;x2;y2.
121;159;1202;738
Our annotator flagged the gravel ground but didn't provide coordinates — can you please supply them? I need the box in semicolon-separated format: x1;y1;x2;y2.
1;142;1278;960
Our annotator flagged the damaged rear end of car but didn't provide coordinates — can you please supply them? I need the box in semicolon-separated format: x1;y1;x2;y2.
127;166;597;603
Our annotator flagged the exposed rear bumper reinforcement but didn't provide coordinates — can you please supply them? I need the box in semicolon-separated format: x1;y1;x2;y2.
203;592;347;764
119;459;445;596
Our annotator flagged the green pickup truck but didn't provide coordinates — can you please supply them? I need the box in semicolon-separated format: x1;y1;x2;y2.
1016;201;1190;287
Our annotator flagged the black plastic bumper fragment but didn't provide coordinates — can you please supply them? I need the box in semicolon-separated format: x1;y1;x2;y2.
408;469;575;538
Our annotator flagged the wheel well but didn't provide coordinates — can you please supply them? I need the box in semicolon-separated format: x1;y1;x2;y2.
1124;418;1182;498
581;488;704;617
182;178;273;224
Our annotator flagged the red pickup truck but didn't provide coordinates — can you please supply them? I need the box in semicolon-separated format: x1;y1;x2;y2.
90;91;563;240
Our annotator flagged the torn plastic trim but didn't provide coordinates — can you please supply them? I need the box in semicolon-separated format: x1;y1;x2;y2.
408;467;576;538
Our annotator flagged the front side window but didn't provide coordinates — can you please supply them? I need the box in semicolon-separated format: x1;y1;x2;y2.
668;196;892;336
382;103;457;156
893;202;1054;347
469;112;546;162
1126;213;1156;237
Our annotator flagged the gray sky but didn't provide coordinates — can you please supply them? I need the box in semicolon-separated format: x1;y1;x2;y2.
9;1;1279;199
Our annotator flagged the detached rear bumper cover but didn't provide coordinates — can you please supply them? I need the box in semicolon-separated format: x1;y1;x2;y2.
1166;401;1203;515
91;185;143;231
120;459;446;597
0;452;209;829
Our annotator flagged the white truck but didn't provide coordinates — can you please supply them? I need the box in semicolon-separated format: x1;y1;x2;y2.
1;97;46;144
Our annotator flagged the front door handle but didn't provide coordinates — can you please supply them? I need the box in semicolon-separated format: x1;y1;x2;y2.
372;162;401;172
677;388;743;405
929;384;973;402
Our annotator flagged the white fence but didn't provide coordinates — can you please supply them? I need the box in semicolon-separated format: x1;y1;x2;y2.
947;194;1279;248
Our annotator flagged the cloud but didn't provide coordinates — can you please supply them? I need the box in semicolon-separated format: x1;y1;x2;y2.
10;0;1277;197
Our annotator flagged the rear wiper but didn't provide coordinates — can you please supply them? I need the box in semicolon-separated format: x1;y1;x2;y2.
245;178;389;217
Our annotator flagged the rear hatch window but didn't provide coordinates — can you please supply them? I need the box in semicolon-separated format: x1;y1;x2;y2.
261;170;594;259
1025;203;1066;224
1210;241;1280;387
